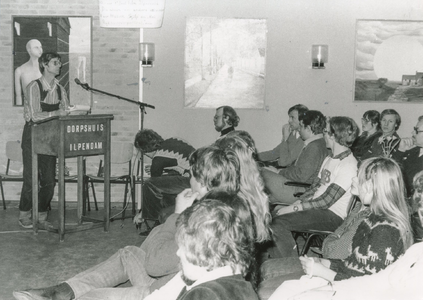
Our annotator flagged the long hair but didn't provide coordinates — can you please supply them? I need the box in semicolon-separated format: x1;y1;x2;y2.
175;199;253;278
358;157;413;250
215;131;271;243
189;146;240;194
411;170;423;212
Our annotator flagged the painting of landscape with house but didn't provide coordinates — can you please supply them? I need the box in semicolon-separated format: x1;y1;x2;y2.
354;20;423;102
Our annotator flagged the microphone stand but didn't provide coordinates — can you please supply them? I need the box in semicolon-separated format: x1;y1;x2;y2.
75;79;154;222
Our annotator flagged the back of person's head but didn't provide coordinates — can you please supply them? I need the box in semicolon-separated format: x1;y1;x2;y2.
189;146;240;195
299;110;326;135
175;199;253;277
216;130;257;159
134;129;164;152
214;132;271;243
288;104;308;116
328;116;359;147
358;157;413;250
381;109;401;130
202;190;254;241
39;52;61;73
217;106;240;128
363;110;381;131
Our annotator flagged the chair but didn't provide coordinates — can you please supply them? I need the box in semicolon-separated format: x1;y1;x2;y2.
0;141;24;210
292;196;359;256
85;142;135;221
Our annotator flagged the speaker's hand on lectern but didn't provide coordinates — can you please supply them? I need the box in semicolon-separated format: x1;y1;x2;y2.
54;110;69;116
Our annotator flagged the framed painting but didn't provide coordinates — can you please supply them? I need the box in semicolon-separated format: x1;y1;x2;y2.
184;17;267;109
353;19;423;103
12;16;92;107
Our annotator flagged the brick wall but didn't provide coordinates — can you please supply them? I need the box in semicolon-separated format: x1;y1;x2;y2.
0;0;141;205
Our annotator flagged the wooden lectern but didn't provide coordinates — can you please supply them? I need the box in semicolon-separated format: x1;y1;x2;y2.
31;114;114;241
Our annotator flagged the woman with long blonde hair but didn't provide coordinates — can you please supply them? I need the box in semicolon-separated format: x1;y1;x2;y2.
215;130;271;243
267;157;413;300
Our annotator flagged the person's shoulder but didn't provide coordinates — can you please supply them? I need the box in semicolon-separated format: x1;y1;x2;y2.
187;275;258;300
26;79;39;89
309;137;327;147
366;213;399;230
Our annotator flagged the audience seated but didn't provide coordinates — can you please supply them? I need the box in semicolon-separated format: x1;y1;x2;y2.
13;146;243;300
145;195;259;300
261;110;329;205
257;104;308;167
173;200;258;300
265;157;413;300
361;109;401;160
351;110;382;162
267;116;359;260
134;129;195;234
392;115;423;197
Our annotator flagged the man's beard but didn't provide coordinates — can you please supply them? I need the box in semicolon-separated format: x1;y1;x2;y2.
181;273;196;286
214;120;226;132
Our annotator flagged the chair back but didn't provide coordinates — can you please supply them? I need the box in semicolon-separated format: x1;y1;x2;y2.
111;142;134;164
6;141;22;163
95;142;134;177
5;141;23;175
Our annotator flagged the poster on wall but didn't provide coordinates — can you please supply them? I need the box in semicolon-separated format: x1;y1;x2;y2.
184;17;267;109
12;16;92;107
353;19;423;103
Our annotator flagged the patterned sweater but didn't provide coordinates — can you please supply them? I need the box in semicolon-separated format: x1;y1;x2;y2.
329;212;405;281
152;138;195;177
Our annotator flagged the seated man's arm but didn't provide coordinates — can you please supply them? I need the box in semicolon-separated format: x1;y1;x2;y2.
144;213;181;277
150;156;177;177
278;132;304;167
301;183;346;210
258;142;282;162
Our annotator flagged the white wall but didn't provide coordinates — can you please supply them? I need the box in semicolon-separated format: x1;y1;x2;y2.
143;0;423;151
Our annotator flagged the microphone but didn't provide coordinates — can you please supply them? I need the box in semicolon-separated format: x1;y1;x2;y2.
75;78;89;90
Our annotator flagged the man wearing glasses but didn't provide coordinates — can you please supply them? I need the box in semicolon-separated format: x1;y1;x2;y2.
392;115;423;197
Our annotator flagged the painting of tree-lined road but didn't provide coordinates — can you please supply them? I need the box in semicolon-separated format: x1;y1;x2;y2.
184;17;266;109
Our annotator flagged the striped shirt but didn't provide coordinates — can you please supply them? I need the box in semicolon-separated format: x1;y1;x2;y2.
23;76;69;122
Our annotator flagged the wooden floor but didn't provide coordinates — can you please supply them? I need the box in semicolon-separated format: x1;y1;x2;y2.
0;203;145;300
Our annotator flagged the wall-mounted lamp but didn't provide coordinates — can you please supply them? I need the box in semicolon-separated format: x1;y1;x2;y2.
311;44;328;69
139;43;155;68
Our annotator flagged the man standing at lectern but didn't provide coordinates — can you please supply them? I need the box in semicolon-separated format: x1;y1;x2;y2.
18;52;70;228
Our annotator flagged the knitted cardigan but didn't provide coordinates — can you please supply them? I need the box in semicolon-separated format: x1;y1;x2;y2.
329;212;405;281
